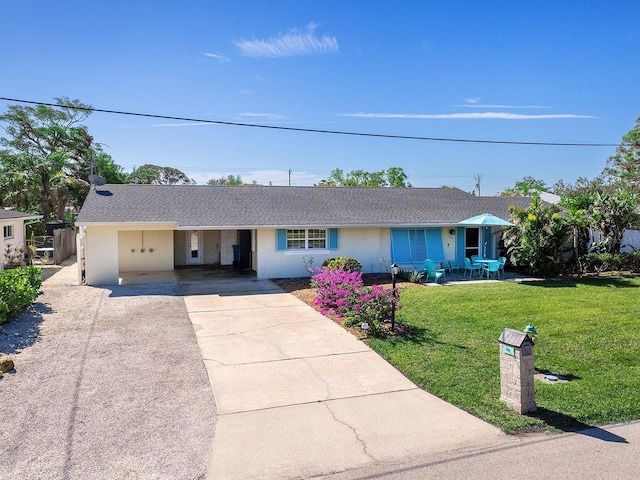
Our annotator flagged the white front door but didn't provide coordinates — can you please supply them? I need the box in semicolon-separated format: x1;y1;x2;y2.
187;230;203;265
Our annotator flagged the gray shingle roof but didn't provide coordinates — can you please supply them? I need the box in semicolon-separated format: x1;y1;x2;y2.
76;184;532;228
0;209;42;221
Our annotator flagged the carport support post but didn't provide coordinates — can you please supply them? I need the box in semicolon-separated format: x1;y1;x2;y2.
498;328;536;414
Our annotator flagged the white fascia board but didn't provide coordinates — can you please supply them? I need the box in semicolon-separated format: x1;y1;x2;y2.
177;223;457;230
75;221;177;228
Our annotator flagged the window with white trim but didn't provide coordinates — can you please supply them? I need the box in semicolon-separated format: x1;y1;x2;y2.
3;225;13;239
287;228;326;250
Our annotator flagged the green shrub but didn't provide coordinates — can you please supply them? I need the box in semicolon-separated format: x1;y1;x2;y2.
578;251;640;273
396;269;423;283
322;256;362;272
0;265;42;324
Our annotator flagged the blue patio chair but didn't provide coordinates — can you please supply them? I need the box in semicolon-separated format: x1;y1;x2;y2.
464;258;482;278
447;259;462;272
483;261;501;280
498;257;506;276
423;259;446;283
470;255;482;264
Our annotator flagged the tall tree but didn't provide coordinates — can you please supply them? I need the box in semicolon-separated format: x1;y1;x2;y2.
0;97;99;219
317;167;411;187
207;174;243;186
129;164;194;185
499;176;548;197
605;117;640;193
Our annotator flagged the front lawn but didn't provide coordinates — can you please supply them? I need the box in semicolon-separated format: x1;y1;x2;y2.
366;276;640;433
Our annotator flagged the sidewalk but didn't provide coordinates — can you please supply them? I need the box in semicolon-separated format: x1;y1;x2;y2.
179;276;512;480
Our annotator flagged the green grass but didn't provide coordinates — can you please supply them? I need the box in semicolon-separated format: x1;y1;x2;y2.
366;276;640;433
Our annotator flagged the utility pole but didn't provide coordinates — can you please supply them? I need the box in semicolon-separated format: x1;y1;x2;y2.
288;168;292;186
474;174;482;196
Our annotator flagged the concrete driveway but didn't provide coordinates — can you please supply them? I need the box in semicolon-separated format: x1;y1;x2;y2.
179;275;512;480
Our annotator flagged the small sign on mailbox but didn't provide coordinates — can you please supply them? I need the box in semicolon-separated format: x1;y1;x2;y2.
503;345;515;356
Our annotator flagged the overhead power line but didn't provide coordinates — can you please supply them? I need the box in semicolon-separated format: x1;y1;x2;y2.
0;96;618;147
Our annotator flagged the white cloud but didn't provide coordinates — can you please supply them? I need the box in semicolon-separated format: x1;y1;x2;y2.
458;104;552;109
234;22;339;58
238;112;284;120
339;112;594;119
459;97;551;109
203;52;230;63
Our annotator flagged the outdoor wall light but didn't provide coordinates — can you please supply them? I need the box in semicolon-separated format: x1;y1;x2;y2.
449;228;456;236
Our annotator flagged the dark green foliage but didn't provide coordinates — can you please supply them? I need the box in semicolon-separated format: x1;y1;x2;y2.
1;98;95;219
317;167;411;187
499;176;548;197
207;174;243;186
321;256;362;272
129;164;195;185
605;117;640;193
588;189;640;254
0;265;42;324
503;196;571;276
579;251;640;273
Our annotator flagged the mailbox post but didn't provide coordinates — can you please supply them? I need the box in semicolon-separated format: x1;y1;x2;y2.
498;328;536;414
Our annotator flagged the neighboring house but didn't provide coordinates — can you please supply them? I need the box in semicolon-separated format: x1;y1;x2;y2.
0;209;42;269
75;184;532;285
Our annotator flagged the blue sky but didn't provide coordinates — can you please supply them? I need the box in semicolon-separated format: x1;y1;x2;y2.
2;1;639;194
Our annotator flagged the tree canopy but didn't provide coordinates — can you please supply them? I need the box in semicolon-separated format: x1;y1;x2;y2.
605;117;640;193
499;176;548;197
317;167;411;187
0;98;123;220
129;164;194;185
207;174;243;186
503;197;570;276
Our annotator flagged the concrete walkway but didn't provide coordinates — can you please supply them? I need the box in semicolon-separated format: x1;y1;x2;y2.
179;276;513;480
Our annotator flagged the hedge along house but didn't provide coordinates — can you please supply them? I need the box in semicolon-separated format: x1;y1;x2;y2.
74;184;531;285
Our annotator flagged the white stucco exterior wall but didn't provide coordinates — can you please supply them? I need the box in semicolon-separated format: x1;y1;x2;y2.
118;230;174;272
84;226;119;285
220;230;236;265
255;227;391;279
1;219;28;269
1;219;26;253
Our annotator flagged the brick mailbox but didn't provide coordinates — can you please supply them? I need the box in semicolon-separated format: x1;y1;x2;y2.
498;328;536;414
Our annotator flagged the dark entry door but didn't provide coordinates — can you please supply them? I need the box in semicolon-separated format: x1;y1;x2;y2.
237;230;252;269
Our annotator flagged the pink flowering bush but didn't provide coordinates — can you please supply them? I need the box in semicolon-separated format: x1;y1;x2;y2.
310;266;401;336
310;266;364;316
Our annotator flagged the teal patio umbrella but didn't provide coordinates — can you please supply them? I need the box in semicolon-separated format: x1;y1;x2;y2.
458;213;514;258
458;213;514;227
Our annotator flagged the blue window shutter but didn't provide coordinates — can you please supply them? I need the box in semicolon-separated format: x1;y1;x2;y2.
390;229;411;264
425;228;445;263
409;229;427;264
456;227;466;264
328;228;339;249
276;229;287;251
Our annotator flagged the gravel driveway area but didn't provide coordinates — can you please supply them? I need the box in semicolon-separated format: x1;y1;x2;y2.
0;262;216;479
